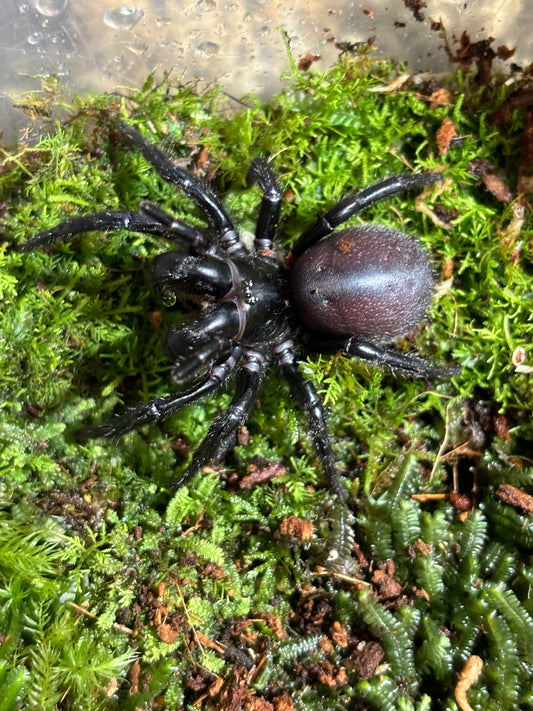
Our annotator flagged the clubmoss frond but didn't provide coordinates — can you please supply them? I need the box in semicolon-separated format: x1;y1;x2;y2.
177;533;227;568
457;511;488;562
358;677;407;711
484;499;533;548
484;611;521;707
413;546;445;602
275;633;322;663
391;498;422;550
484;583;533;663
415;616;453;679
357;589;416;682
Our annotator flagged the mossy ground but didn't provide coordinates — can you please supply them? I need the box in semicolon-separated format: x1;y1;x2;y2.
0;45;532;710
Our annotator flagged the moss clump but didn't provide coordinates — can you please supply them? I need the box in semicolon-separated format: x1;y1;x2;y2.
1;44;532;709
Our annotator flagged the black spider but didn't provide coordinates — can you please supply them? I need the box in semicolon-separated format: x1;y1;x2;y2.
14;121;453;500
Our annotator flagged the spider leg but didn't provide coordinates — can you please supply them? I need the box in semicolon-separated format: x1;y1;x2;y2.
151;249;234;303
247;158;282;255
165;302;242;384
76;347;242;440
308;334;459;379
290;171;442;258
139;201;212;253
171;349;264;490
275;340;346;500
12;210;173;252
118;121;248;257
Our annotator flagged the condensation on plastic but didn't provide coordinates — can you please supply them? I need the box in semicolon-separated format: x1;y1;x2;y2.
0;0;529;139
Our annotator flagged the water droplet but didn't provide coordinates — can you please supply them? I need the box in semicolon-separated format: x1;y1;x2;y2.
128;40;147;56
195;41;219;57
35;0;68;16
19;3;30;13
170;42;185;60
27;31;43;45
196;0;216;12
103;6;144;31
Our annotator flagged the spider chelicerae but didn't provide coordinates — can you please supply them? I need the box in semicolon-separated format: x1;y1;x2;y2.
14;120;452;499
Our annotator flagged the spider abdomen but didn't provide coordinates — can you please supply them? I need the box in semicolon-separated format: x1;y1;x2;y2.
290;224;433;343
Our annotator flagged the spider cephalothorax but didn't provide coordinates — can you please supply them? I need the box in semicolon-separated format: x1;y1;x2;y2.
14;121;452;499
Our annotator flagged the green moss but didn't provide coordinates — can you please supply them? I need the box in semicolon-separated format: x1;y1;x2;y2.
0;47;532;709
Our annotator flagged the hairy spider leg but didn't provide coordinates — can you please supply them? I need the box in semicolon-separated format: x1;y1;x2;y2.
306;334;459;379
12;210;175;253
247;158;282;254
118;121;249;257
290;172;443;258
275;340;347;500
171;349;264;490
76;347;243;440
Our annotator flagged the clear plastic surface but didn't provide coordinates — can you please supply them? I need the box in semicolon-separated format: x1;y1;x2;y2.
0;0;530;138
